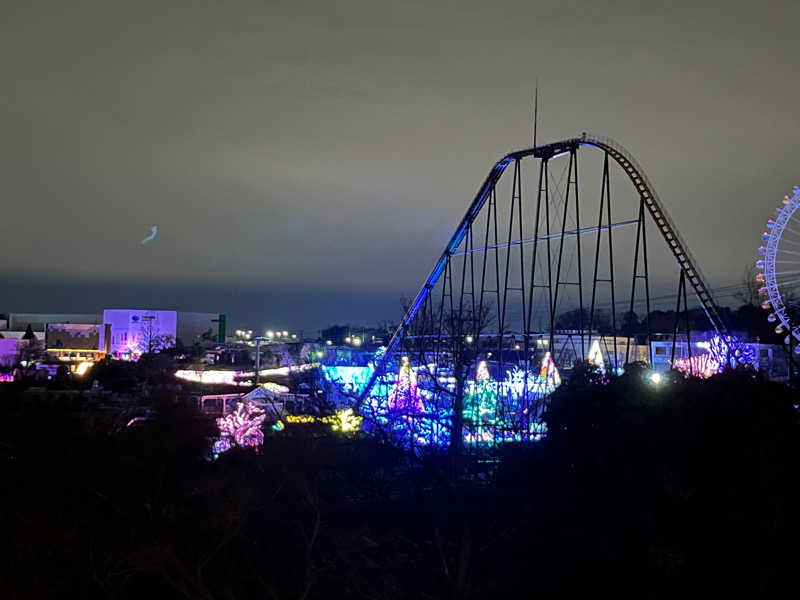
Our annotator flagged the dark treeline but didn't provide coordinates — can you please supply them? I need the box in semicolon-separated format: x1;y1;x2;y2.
0;369;798;598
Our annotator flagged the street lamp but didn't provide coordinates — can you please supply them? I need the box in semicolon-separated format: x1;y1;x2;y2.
253;337;267;386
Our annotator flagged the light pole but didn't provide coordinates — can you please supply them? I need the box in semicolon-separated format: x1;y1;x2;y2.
253;336;267;386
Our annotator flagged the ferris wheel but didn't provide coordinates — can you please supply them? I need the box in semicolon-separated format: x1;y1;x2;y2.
759;186;800;351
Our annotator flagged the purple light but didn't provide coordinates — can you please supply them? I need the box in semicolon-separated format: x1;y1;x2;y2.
216;402;266;451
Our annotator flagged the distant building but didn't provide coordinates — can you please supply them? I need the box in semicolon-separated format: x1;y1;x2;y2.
0;338;21;368
45;323;111;362
103;309;178;359
103;309;226;359
0;312;102;341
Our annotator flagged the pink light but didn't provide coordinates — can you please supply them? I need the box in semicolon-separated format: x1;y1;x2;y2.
216;402;266;449
672;353;720;379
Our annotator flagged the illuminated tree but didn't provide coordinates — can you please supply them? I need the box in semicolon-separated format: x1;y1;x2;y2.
389;357;424;413
216;402;266;450
463;361;499;428
587;340;605;375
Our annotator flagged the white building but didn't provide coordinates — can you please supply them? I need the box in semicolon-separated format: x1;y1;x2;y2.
103;309;225;359
103;309;178;359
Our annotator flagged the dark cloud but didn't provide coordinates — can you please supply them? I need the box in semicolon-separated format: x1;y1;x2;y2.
2;0;798;331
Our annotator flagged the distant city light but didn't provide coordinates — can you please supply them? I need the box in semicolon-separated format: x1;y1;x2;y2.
465;336;474;344
266;330;274;338
326;340;333;345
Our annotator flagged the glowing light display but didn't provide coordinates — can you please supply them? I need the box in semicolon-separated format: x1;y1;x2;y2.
325;351;563;451
216;402;266;451
319;365;374;397
671;335;756;378
281;409;362;432
0;374;13;383
587;340;605;374
261;382;290;396
537;352;562;390
709;335;757;370
74;361;94;376
285;414;315;423
672;353;719;379
176;369;247;386
176;365;312;386
388;358;424;413
463;361;499;428
321;408;363;432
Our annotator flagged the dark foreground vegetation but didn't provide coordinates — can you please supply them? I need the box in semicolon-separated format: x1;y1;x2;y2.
1;369;798;599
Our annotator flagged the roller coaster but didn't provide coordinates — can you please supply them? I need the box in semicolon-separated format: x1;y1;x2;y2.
350;133;730;450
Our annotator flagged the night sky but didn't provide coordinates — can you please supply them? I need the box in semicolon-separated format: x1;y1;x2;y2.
2;1;798;333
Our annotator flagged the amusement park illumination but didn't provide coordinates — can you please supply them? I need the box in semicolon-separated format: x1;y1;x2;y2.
281;409;363;433
587;339;605;375
175;364;312;386
321;408;362;433
671;335;756;378
175;369;247;386
672;353;719;379
388;357;424;413
336;350;564;451
215;402;266;453
74;361;94;376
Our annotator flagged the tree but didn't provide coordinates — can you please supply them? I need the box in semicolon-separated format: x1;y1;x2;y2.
399;301;494;457
555;308;591;331
137;316;175;355
734;264;761;307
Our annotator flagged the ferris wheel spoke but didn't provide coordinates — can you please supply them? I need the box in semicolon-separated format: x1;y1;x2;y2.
782;225;800;238
774;277;800;288
776;248;800;258
774;236;800;248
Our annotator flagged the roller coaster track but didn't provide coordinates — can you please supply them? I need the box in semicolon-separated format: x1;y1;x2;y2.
358;133;727;405
579;134;726;335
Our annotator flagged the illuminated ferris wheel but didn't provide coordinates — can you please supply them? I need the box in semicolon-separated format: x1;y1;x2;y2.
759;186;800;351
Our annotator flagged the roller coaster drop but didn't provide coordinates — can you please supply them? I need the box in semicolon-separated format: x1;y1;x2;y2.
349;134;733;451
